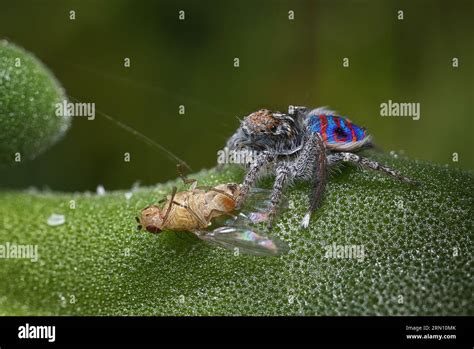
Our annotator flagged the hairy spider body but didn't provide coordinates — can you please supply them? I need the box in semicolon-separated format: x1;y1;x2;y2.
225;106;418;228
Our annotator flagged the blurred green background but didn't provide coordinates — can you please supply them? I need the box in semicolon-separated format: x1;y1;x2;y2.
0;0;472;191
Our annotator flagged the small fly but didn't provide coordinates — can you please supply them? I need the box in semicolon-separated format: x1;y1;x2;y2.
136;166;288;256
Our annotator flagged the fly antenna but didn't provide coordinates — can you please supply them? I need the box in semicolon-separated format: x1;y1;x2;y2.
68;95;191;171
177;164;197;186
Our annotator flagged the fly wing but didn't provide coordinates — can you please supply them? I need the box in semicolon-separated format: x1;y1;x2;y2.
240;187;288;222
247;187;288;208
229;212;269;226
209;187;288;227
194;226;288;257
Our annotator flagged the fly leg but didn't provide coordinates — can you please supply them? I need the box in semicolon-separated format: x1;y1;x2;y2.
235;151;274;210
170;199;210;229
161;186;178;227
177;164;198;189
328;152;419;185
163;185;210;229
195;185;235;200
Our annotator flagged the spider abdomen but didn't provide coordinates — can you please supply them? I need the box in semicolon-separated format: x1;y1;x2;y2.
306;110;371;151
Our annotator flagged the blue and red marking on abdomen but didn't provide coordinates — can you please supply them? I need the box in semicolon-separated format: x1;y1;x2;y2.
308;113;366;146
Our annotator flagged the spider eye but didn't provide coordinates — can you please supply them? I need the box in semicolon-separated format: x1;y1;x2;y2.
271;125;277;132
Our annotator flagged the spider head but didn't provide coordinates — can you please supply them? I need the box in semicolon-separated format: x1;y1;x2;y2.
138;205;164;234
230;109;303;152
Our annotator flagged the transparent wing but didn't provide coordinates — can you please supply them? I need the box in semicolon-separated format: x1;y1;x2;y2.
236;187;288;223
194;226;289;257
209;187;288;227
246;187;288;210
224;211;269;226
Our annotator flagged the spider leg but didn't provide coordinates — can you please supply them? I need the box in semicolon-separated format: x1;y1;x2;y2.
328;152;419;185
236;151;274;209
298;132;328;228
266;164;291;229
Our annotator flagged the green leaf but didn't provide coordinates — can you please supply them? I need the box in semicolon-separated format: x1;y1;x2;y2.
0;154;472;315
0;40;70;164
